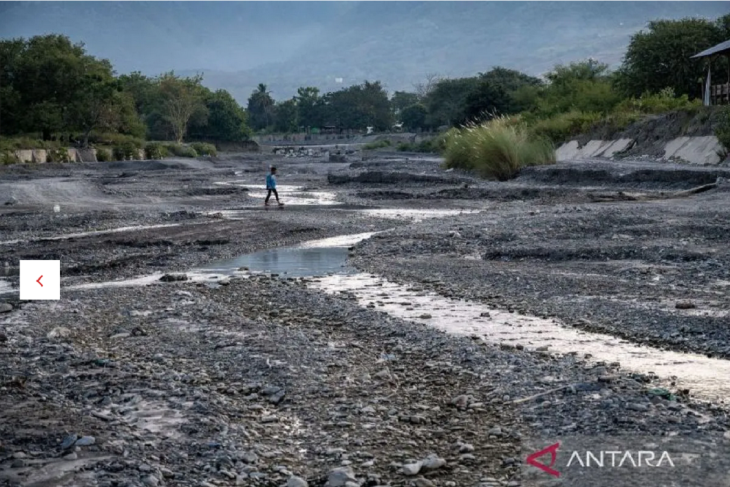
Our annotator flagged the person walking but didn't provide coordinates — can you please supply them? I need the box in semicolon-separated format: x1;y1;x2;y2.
265;166;284;206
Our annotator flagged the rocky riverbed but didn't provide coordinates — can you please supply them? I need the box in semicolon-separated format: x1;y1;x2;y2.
1;152;730;486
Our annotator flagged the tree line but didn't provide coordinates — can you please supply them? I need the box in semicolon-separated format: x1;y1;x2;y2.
0;35;250;146
249;14;729;135
1;14;728;147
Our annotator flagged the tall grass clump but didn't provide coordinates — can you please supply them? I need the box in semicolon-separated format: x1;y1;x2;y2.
190;142;217;157
444;116;555;181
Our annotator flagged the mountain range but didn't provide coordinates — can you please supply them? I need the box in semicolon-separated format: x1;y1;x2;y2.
1;2;728;102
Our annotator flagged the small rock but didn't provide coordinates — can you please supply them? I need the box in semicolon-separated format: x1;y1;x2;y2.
141;475;159;487
63;452;78;461
675;301;696;310
11;459;26;468
287;476;308;487
75;436;95;446
47;327;71;339
402;461;422;476
414;478;436;487
0;303;12;313
325;466;357;487
487;426;502;436
61;434;78;450
242;452;259;464
421;454;446;471
160;273;188;282
419;314;432;319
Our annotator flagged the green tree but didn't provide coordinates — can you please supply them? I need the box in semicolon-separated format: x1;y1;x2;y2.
188;89;250;142
424;77;480;128
537;60;621;116
400;104;428;131
274;99;299;133
323;81;393;131
616;16;729;98
157;72;207;143
391;91;420;116
247;83;275;131
294;86;324;130
460;81;510;125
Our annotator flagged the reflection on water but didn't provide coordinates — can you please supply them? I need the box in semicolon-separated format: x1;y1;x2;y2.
201;246;351;278
310;272;730;403
198;231;376;277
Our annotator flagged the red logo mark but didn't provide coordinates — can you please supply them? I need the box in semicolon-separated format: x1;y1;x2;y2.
36;275;43;287
526;442;561;478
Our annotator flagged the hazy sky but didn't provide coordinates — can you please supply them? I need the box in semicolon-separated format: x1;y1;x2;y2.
2;2;727;100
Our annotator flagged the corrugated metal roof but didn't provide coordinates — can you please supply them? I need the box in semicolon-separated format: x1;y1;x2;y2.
691;39;730;58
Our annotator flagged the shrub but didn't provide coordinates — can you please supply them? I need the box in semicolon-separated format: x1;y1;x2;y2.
362;139;392;150
46;147;71;163
88;133;144;149
164;143;198;158
0;136;60;152
112;141;140;161
529;111;603;143
396;139;440;153
96;148;111;162
190;142;217;156
614;88;701;115
715;106;730;152
444;116;555;181
144;142;169;160
1;152;20;165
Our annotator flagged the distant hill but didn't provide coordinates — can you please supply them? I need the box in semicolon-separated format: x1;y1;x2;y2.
1;1;727;102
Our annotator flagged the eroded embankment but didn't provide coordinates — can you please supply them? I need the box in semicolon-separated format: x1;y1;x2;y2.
558;108;730;165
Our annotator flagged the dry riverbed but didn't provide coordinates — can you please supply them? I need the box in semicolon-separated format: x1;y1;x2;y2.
1;153;730;487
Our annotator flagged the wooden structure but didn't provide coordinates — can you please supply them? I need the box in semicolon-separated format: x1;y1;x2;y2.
691;39;730;106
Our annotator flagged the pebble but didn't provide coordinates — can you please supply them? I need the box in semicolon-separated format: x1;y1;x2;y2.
75;436;96;446
141;475;160;487
325;466;357;487
0;303;12;313
63;452;78;461
287;476;308;487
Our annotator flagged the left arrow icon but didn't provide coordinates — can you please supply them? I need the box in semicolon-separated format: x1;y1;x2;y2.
36;275;43;287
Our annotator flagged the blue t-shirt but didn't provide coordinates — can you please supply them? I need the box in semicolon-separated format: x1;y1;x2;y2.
266;174;276;189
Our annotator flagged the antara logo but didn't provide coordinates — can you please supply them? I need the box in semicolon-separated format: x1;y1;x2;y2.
526;442;676;478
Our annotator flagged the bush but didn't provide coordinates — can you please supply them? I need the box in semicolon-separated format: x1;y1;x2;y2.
164;143;198;158
144;142;169;160
396;139;440;153
96;148;111;162
715;106;730;152
112;141;141;161
190;142;217;156
362;139;392;150
1;151;20;165
88;133;144;149
46;147;71;163
0;136;60;152
614;88;701;115
529;111;603;143
444;117;555;181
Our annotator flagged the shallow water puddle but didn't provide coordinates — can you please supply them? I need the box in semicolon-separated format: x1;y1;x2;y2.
199;232;377;278
309;272;730;403
216;182;339;206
